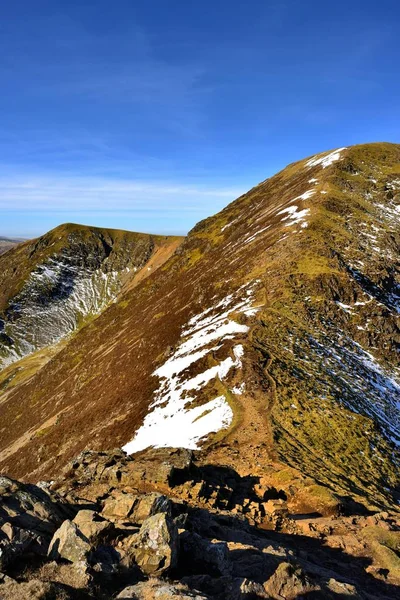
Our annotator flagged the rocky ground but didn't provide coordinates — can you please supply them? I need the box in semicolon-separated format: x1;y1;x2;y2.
1;448;399;599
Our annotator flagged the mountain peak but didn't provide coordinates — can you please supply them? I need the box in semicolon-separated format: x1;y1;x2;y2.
0;143;398;518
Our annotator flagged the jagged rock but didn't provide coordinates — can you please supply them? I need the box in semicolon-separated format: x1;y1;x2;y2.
0;523;47;570
239;578;269;598
179;530;231;576
48;519;91;563
102;491;137;519
326;578;358;596
132;513;178;576
131;493;172;524
263;562;319;599
66;448;128;485
39;559;92;589
116;579;209;599
0;476;69;535
73;509;114;545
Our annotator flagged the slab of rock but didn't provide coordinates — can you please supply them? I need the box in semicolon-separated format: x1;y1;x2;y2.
179;531;231;576
73;509;114;545
102;492;137;519
116;579;209;599
132;513;178;576
263;562;318;599
131;493;172;524
48;519;91;563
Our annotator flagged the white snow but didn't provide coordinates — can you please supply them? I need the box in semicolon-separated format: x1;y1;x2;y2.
244;225;271;244
336;302;353;314
122;395;233;453
1;254;123;369
123;283;260;454
293;190;315;201
305;147;347;169
277;205;310;228
231;382;246;395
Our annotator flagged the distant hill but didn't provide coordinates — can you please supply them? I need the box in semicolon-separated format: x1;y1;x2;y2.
0;223;182;369
0;236;25;255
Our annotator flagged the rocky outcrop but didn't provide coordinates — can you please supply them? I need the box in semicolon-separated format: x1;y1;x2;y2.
116;580;209;599
131;513;178;576
1;448;399;599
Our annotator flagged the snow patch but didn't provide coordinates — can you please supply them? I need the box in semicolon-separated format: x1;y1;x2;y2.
305;148;347;169
123;283;260;454
277;205;310;228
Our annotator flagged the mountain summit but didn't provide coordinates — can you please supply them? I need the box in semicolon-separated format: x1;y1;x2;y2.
0;143;400;597
0;143;399;514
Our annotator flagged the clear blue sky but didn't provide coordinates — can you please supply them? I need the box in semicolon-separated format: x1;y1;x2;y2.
1;0;399;237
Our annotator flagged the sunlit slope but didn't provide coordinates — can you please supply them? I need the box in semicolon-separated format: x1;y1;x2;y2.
0;223;182;369
0;236;24;256
0;143;398;511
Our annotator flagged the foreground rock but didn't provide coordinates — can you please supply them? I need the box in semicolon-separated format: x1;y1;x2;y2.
0;448;399;599
131;513;178;576
48;520;91;563
117;580;209;599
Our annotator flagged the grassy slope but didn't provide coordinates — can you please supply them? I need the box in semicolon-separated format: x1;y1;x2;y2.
0;223;182;313
0;144;398;513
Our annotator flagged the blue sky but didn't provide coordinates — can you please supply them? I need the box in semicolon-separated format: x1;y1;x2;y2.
1;0;399;237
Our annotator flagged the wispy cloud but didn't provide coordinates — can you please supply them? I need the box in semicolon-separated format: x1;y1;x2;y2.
0;173;242;213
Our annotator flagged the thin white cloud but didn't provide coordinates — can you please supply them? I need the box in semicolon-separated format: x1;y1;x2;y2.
0;173;243;213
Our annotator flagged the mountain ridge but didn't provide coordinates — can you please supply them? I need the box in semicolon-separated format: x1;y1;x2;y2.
0;142;398;515
0;223;183;369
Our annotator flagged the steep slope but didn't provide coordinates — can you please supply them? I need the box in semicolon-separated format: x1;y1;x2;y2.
0;143;399;514
0;223;182;369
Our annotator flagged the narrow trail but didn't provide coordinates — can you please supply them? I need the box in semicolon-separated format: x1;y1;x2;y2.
203;337;281;475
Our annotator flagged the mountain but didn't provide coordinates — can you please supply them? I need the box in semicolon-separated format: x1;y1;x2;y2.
0;142;399;597
0;144;399;512
0;223;182;370
0;236;24;255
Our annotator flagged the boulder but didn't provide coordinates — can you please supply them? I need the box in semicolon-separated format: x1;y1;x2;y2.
179;531;231;577
116;579;209;599
48;520;91;563
131;493;172;524
73;509;114;545
132;513;178;576
102;492;137;519
263;562;318;599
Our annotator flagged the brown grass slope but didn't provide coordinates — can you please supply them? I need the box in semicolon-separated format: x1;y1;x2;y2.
0;143;399;513
0;222;182;313
0;223;182;369
0;236;23;256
